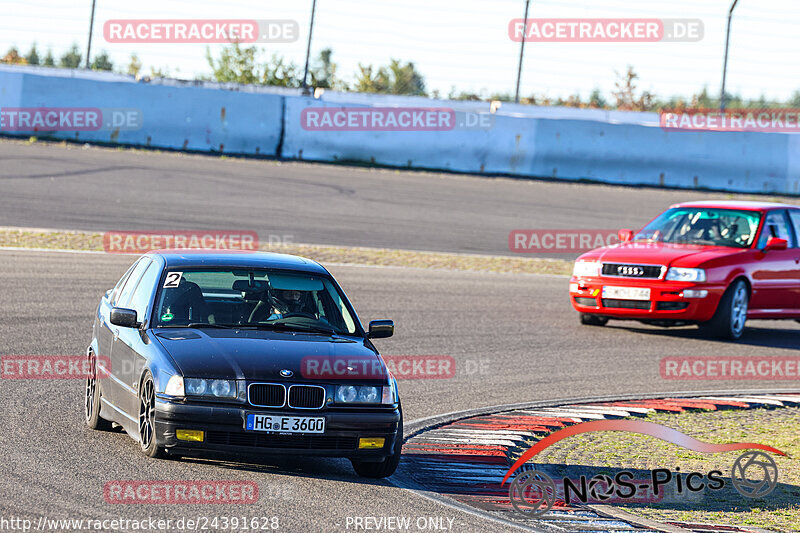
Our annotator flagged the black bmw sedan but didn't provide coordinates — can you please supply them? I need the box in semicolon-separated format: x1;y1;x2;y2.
84;250;402;478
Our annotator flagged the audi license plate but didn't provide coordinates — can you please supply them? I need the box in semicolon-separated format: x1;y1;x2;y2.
245;414;325;434
602;286;651;301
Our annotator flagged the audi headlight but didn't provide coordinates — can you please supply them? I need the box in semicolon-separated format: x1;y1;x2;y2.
185;378;237;399
666;267;706;282
573;260;600;278
336;385;382;404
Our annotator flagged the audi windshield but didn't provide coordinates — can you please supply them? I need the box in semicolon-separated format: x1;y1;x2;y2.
633;208;762;248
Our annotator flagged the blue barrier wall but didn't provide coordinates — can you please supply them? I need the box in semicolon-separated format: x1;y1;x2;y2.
282;96;800;195
529;118;798;194
1;66;799;195
281;96;539;175
0;68;283;156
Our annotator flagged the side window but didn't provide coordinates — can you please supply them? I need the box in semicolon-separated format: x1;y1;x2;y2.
757;211;794;248
115;258;151;308
128;262;162;324
109;261;138;304
788;211;800;248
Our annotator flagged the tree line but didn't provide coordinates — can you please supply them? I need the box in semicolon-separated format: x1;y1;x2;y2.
3;42;798;111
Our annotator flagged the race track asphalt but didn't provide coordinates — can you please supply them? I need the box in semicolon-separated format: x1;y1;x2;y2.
2;139;797;256
1;248;797;532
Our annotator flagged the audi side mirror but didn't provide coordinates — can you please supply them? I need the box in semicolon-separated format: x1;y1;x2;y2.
618;229;634;242
762;236;788;253
110;307;139;328
367;320;394;339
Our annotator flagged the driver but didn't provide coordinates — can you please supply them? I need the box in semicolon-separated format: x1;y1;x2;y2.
248;288;315;322
274;289;312;315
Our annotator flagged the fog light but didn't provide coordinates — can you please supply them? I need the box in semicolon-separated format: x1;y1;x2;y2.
682;289;708;298
176;429;204;442
358;437;385;449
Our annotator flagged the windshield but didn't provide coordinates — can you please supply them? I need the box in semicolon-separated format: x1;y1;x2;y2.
153;269;358;335
634;208;762;248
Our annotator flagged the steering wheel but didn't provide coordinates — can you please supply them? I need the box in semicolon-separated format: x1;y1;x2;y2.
278;312;318;320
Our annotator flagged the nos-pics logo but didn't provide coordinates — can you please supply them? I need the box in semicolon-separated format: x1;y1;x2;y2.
502;420;783;517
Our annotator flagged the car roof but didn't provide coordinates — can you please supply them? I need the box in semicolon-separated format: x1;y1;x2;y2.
671;200;799;212
145;250;329;274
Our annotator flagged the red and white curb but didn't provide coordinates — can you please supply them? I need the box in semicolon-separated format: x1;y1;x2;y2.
393;391;800;533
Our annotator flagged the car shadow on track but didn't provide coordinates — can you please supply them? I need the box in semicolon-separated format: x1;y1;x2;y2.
606;323;800;350
172;454;394;487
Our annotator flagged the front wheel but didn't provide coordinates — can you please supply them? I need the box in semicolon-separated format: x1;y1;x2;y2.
85;352;112;430
699;280;749;340
139;372;165;458
351;410;403;478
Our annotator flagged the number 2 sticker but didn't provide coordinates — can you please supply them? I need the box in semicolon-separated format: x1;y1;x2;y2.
163;272;183;288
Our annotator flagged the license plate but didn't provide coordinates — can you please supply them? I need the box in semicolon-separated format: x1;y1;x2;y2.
602;286;651;301
245;414;325;434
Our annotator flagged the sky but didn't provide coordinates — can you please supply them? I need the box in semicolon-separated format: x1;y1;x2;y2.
3;0;799;103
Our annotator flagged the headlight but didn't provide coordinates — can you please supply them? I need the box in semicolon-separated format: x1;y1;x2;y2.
666;267;706;282
186;378;207;395
164;375;184;397
211;379;233;397
336;385;357;403
185;378;237;399
336;385;382;404
573;260;600;277
357;386;379;403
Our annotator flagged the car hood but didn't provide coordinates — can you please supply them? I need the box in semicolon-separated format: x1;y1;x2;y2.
585;241;747;266
153;328;384;382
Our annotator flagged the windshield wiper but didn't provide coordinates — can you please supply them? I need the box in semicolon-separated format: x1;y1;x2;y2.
242;322;338;335
671;239;718;246
160;323;239;329
161;322;340;335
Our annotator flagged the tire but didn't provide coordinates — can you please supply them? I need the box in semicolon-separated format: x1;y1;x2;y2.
85;351;113;431
579;313;608;326
139;372;165;458
699;279;749;340
351;409;403;478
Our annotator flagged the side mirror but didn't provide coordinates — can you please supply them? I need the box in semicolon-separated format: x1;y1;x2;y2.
110;307;139;328
618;229;634;242
367;320;394;339
762;236;788;252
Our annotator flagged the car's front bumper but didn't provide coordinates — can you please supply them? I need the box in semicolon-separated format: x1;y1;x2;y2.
569;276;726;322
154;400;401;460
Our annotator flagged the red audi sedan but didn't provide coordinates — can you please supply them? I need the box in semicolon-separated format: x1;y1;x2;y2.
570;201;800;339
